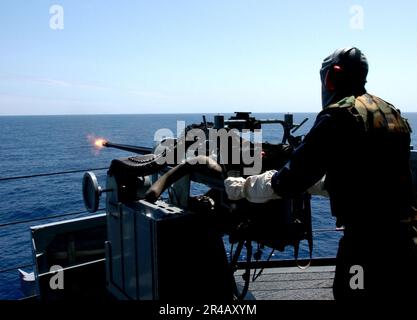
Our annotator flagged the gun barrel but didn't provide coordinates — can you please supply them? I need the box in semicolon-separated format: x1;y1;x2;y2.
103;141;153;155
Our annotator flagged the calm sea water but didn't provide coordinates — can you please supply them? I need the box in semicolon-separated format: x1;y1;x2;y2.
1;112;416;299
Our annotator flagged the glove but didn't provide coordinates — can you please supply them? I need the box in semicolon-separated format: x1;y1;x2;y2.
223;176;246;201
224;170;282;203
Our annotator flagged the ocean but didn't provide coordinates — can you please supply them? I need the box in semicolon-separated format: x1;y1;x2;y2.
0;112;416;299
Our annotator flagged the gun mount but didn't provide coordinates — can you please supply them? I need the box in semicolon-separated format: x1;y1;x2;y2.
82;112;312;300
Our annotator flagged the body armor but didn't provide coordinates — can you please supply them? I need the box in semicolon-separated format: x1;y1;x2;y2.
324;93;414;228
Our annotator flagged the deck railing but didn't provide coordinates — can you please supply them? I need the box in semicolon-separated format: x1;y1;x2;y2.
0;167;107;277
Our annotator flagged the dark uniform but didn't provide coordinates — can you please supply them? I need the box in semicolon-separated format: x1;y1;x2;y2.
271;48;417;300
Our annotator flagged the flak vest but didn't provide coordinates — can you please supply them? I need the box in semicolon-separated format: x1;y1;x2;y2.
324;93;414;226
326;93;411;134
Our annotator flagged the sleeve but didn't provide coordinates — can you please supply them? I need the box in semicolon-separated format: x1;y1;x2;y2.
242;170;281;203
271;111;337;198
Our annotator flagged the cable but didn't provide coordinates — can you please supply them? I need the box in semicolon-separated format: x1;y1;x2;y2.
238;240;252;300
252;248;275;281
229;242;234;262
0;167;108;182
0;208;105;228
0;263;33;274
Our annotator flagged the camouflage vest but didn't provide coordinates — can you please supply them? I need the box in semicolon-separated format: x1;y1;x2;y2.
326;93;411;134
324;93;415;223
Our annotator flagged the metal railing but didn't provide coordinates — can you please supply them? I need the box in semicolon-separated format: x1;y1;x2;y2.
0;167;108;276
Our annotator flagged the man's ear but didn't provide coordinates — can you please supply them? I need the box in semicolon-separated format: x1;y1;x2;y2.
325;65;344;91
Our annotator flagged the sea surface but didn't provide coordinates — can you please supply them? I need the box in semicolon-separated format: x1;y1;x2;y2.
1;112;416;299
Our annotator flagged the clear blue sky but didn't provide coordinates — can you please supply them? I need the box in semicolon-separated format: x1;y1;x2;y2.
0;0;416;115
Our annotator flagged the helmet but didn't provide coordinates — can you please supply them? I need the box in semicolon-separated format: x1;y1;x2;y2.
320;47;369;108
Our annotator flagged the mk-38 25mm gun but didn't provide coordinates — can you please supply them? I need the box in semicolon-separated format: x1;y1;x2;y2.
82;112;312;301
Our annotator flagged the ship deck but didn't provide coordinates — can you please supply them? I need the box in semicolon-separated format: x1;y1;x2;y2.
235;265;335;300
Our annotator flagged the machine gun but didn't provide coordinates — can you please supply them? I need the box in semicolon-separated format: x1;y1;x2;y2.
82;112;312;301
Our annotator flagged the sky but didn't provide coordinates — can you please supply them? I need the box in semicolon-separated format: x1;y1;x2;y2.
0;0;416;115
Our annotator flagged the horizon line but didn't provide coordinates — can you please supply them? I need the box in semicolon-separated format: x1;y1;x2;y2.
2;111;417;117
0;111;323;117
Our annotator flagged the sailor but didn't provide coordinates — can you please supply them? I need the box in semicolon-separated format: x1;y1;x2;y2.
225;47;417;300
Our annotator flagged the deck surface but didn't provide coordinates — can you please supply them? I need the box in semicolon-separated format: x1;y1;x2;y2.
235;266;335;300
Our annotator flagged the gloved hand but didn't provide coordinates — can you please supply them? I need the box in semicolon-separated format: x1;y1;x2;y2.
223;176;246;201
224;170;282;203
